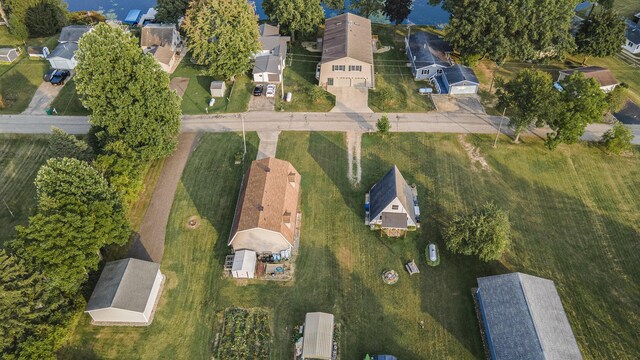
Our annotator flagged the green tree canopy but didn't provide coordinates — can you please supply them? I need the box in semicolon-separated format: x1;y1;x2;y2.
601;122;634;155
74;23;181;161
324;0;345;11
10;158;129;294
6;0;68;39
155;0;190;23
377;114;391;135
606;85;628;115
183;0;260;80
444;202;511;262
545;72;609;149
383;0;412;25
93;141;145;207
263;0;324;41
350;0;384;18
48;127;93;161
576;9;627;63
445;0;576;62
496;69;555;142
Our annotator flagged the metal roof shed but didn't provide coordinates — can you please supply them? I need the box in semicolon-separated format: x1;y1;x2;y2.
231;250;257;278
302;312;335;360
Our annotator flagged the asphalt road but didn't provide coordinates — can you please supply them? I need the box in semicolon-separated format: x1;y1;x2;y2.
0;112;633;143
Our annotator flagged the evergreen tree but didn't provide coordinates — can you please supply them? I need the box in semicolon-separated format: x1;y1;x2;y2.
6;0;68;40
74;23;181;161
383;0;412;25
155;0;190;23
350;0;384;18
48;127;93;161
183;0;260;80
263;0;324;41
10;158;129;294
324;0;345;12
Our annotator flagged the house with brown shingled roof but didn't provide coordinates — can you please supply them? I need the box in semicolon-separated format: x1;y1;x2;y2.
557;66;619;93
228;157;301;254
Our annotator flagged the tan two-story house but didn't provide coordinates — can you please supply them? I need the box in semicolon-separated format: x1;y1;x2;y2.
317;13;375;89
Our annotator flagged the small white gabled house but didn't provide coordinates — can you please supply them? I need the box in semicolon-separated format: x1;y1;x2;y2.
85;258;164;325
366;165;420;237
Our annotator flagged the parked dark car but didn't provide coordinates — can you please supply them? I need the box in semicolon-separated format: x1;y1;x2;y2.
50;70;71;86
253;84;263;96
43;68;58;82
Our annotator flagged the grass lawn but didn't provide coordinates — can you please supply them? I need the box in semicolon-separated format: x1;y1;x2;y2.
370;25;435;113
274;45;334;112
171;57;253;114
61;132;639;359
614;0;640;18
49;79;90;115
0;29;59;114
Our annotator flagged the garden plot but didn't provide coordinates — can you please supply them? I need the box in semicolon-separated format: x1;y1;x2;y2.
214;307;271;360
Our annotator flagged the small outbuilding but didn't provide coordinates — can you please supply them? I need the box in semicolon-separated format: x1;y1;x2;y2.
85;258;164;325
210;81;227;97
27;46;49;59
231;249;257;278
0;48;19;63
302;312;335;360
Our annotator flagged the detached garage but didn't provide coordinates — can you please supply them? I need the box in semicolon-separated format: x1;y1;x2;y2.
231;250;257;278
85;258;164;326
437;64;479;95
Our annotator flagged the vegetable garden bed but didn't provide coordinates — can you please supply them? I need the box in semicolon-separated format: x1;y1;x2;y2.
215;307;271;359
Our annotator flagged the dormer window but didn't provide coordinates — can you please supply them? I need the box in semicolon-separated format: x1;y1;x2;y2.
288;172;296;187
283;211;292;227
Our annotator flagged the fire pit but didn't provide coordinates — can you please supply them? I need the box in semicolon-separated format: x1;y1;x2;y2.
382;270;399;285
186;216;200;229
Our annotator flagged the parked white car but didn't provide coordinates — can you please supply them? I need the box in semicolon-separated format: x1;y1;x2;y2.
265;84;276;98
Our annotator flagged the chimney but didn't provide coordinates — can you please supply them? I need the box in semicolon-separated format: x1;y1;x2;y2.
283;211;291;227
288;172;296;187
257;205;264;211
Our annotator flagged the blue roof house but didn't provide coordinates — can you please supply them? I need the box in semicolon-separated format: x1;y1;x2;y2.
476;273;583;360
405;31;452;80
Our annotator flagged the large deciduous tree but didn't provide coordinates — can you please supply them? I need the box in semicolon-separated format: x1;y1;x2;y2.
324;0;345;12
445;0;576;62
183;0;260;80
576;9;627;63
74;23;181;161
444;202;510;262
350;0;385;18
545;72;609;150
155;0;190;23
263;0;324;41
10;158;129;294
383;0;412;25
496;69;555;142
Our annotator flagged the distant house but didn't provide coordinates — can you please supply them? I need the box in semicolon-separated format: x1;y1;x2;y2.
557;66;619;92
0;48;18;63
318;13;375;88
302;312;335;360
433;64;480;95
366;165;419;237
27;46;49;59
405;31;452;80
48;25;92;69
141;24;182;73
228;157;301;255
85;258;164;325
253;24;290;83
623;18;640;54
476;273;583;360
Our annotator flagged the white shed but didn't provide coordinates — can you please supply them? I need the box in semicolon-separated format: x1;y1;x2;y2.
231;249;257;278
85;258;164;325
0;48;19;63
302;312;335;360
210;81;227;97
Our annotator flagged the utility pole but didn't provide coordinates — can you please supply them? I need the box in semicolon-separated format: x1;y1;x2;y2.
493;107;507;148
240;114;247;159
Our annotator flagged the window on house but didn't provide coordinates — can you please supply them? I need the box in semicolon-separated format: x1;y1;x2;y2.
327;78;334;86
437;69;443;74
332;65;345;71
392;205;399;210
421;69;429;75
349;65;362;71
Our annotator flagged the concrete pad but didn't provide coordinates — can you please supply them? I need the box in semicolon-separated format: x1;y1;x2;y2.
169;77;189;98
23;78;69;115
256;131;280;160
328;86;372;113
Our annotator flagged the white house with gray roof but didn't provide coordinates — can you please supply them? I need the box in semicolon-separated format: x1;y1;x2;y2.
476;273;582;360
253;24;290;83
85;258;164;325
405;31;452;80
623;18;640;54
48;25;92;69
366;165;419;236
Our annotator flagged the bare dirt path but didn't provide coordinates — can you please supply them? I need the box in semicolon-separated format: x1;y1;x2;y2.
128;132;199;263
346;131;362;185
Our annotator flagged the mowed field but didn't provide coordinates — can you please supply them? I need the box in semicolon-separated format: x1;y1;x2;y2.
60;132;640;359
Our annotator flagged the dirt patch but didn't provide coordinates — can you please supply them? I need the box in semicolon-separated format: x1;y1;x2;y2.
169;77;190;98
458;134;491;172
186;216;200;229
346;132;362;185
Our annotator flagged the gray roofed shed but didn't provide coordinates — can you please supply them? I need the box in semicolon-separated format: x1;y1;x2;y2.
477;272;582;360
58;25;92;43
86;258;161;313
210;81;227;97
407;31;451;68
369;165;417;226
443;64;479;85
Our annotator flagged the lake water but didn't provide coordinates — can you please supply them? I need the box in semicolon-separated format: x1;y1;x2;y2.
64;0;450;26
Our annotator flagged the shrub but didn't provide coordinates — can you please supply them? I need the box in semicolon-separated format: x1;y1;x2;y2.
601;122;634;155
377;114;391;136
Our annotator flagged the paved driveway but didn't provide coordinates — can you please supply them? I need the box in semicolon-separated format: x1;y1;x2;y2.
327;86;372;113
22;78;69;115
432;95;485;114
248;92;275;111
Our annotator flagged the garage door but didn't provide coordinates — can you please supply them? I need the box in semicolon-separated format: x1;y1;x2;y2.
49;58;71;70
333;77;351;87
449;85;477;95
352;78;367;87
